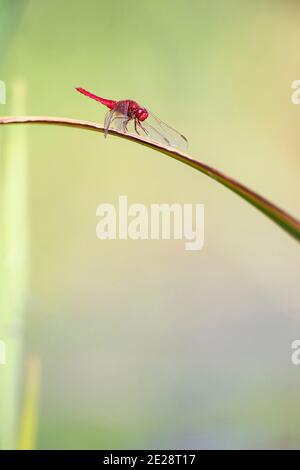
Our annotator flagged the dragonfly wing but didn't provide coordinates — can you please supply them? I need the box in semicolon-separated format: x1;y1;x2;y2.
137;120;171;147
104;101;129;136
104;109;114;136
140;111;188;150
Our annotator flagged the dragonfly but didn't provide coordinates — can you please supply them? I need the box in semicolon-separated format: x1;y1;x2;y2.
76;87;188;150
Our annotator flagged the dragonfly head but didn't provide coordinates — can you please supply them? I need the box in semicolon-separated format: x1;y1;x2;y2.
136;107;148;122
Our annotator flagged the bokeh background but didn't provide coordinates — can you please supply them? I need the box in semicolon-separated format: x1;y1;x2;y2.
1;0;300;450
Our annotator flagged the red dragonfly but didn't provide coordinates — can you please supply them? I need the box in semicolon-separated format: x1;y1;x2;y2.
76;87;188;150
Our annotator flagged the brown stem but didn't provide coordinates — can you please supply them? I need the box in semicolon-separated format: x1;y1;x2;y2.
0;115;299;242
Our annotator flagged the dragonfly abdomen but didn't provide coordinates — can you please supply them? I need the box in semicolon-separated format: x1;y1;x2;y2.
76;88;116;109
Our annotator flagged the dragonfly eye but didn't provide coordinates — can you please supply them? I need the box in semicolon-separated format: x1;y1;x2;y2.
136;108;148;121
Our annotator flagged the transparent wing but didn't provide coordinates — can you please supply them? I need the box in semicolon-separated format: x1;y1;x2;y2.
103;101;129;136
137;110;188;150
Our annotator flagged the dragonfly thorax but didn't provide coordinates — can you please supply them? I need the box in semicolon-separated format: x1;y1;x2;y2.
127;100;148;121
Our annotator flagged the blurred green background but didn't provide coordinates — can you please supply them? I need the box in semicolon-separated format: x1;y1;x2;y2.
1;0;300;450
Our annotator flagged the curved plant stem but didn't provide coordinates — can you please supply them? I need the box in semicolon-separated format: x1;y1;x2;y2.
0;115;300;242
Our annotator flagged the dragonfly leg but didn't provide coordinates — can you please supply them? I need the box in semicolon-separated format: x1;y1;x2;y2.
134;119;141;135
137;121;149;136
123;118;131;133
